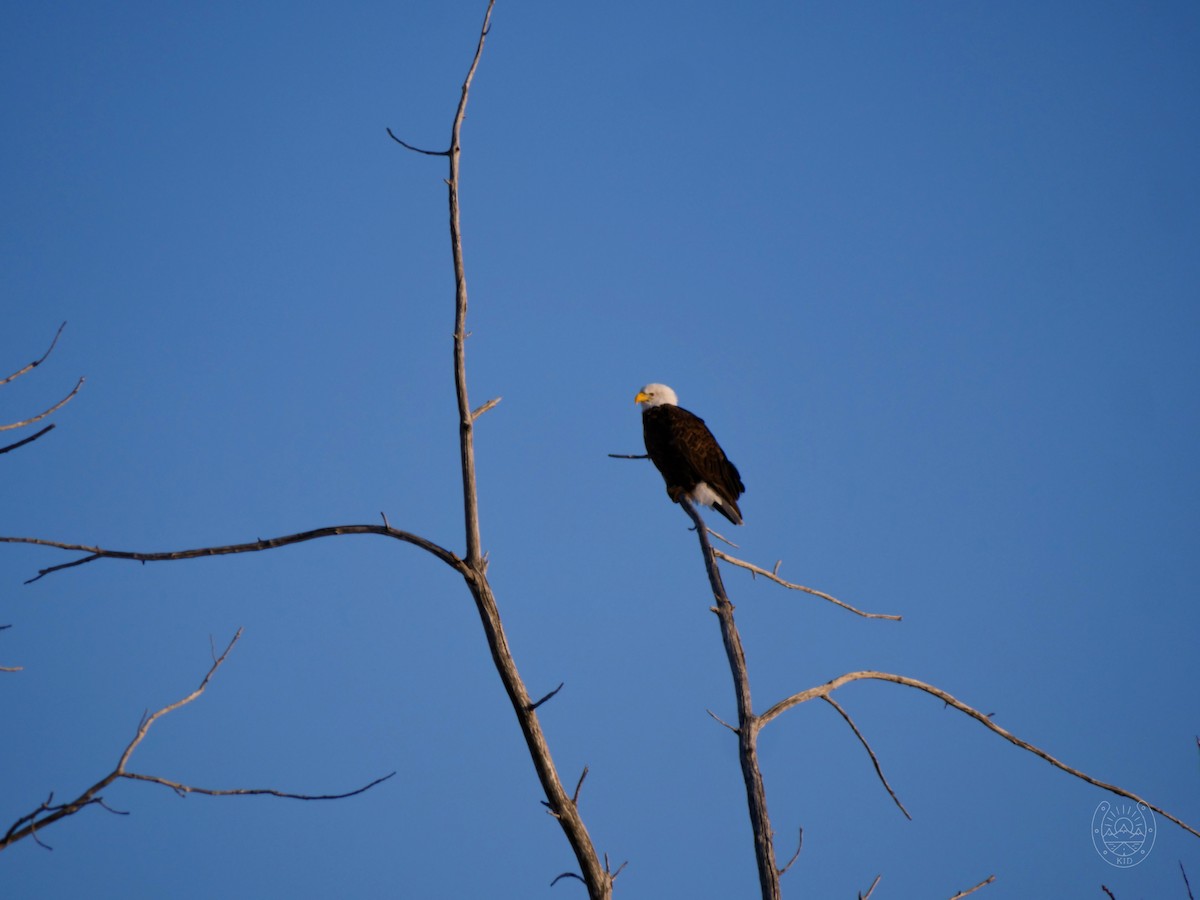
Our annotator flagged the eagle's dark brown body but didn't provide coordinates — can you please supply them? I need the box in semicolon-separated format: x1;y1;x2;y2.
642;403;745;526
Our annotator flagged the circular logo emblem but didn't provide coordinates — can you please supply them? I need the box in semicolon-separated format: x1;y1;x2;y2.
1092;800;1155;867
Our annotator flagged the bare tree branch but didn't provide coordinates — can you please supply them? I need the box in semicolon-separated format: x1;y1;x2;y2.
0;524;463;584
713;550;902;621
706;707;738;733
859;874;882;899
572;767;588;805
470;396;502;420
528;682;564;711
389;3;612;895
445;1;493;572
0;630;391;852
0;423;55;456
0;377;85;432
121;771;396;800
679;497;780;900
821;695;910;820
759;670;1200;840
948;874;996;899
777;826;803;877
1;321;67;387
384;127;449;156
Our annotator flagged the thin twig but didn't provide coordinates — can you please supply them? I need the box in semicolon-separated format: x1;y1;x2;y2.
572;767;588;805
471;396;502;420
606;452;649;459
1;378;85;432
1;322;67;386
1183;861;1195;900
859;874;882;899
777;827;803;876
529;682;564;711
0;424;55;455
714;550;901;620
948;874;995;899
821;695;910;819
385;127;449;156
122;771;396;800
706;708;739;733
1100;888;1116;900
759;670;1200;840
703;526;739;549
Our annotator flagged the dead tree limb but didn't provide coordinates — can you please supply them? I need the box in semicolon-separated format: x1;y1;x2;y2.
1;321;67;387
0;377;85;432
0;630;392;852
0;424;56;456
0;525;462;584
821;695;910;820
390;2;612;894
947;874;996;899
680;497;780;900
713;549;901;620
760;669;1200;841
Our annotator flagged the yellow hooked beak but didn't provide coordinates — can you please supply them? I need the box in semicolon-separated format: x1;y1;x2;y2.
634;391;651;404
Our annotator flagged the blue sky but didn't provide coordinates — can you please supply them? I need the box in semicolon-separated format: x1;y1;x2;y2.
3;2;1199;897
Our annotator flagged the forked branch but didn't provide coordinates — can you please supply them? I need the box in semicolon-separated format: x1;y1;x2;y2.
0;630;392;852
761;670;1200;841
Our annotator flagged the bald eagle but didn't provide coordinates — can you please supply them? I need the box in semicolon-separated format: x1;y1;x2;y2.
635;383;745;525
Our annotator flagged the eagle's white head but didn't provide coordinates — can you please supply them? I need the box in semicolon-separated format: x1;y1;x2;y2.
634;383;678;408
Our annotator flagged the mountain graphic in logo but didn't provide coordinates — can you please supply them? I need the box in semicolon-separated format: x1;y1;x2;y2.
1092;801;1155;867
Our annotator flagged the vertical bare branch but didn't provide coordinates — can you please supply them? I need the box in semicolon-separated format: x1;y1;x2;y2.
448;0;493;569
393;3;612;895
680;497;780;900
